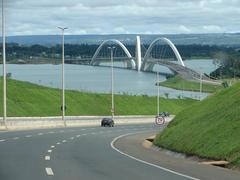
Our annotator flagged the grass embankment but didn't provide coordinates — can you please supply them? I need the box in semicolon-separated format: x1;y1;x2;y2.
159;75;223;93
154;82;240;167
0;78;195;117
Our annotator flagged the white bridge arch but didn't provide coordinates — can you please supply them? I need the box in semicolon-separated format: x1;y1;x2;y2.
90;39;136;69
141;37;185;71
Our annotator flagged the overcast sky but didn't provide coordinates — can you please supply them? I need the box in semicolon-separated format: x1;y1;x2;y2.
2;0;240;35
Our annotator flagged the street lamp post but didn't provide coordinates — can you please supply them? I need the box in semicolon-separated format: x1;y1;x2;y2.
58;27;68;127
199;72;202;101
157;70;160;116
2;0;7;128
108;46;115;120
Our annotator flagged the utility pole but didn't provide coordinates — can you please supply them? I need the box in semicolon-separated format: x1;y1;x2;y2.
2;0;7;128
108;46;115;120
58;27;68;127
157;71;160;115
199;72;202;101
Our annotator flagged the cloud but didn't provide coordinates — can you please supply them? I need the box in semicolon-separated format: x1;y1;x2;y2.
203;25;222;33
179;25;192;33
2;0;240;35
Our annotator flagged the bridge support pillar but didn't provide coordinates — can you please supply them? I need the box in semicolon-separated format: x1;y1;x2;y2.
136;36;142;71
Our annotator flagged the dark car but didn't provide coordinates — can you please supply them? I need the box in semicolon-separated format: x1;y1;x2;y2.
159;112;170;117
101;118;114;127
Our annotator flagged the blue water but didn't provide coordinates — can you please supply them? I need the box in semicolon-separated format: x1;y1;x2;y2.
0;59;216;99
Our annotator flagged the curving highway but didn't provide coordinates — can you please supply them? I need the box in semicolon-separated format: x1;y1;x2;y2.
0;124;239;180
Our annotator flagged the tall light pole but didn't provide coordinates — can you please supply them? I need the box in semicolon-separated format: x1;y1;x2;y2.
58;27;68;127
199;71;203;101
2;0;7;128
108;46;115;120
156;70;160;115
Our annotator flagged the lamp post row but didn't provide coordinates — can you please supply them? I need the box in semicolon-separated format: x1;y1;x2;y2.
1;0;68;127
1;0;181;126
2;0;7;128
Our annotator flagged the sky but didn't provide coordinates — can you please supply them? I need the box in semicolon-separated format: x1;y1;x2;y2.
2;0;240;35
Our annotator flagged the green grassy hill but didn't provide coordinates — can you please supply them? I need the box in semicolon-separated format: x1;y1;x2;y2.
0;78;195;117
154;82;240;167
159;75;223;93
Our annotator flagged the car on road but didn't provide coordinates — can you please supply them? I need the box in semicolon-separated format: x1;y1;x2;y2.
101;118;114;127
159;112;170;117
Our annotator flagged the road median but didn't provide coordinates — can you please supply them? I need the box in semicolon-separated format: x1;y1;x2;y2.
0;115;174;131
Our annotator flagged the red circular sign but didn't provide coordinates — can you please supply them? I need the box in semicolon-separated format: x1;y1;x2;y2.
155;116;165;125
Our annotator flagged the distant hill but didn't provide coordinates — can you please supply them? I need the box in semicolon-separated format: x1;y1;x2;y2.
3;33;240;46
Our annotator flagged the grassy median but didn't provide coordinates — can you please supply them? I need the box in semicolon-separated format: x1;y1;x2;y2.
0;78;195;117
159;75;223;93
154;82;240;167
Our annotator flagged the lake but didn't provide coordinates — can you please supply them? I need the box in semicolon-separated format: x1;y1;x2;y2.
0;59;216;99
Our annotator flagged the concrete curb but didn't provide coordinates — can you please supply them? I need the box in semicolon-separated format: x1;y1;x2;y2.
142;134;230;168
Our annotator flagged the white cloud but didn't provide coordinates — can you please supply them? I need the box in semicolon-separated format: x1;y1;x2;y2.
203;25;222;33
113;27;130;34
3;0;240;35
179;25;192;33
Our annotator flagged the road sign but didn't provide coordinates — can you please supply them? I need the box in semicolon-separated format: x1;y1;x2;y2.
155;116;165;125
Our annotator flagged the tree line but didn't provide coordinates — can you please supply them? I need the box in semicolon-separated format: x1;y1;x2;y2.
0;43;238;61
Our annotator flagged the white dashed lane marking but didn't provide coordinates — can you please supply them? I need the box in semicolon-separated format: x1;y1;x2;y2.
51;145;55;148
13;137;19;140
45;167;54;176
48;150;52;153
56;142;61;145
45;156;50;160
0;139;6;142
25;135;32;138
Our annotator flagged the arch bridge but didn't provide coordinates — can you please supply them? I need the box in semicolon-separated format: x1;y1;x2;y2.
88;36;217;83
90;39;136;69
141;37;185;71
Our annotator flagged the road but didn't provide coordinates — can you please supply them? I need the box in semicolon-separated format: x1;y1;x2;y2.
0;123;239;180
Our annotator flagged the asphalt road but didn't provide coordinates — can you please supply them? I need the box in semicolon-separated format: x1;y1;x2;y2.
0;124;239;180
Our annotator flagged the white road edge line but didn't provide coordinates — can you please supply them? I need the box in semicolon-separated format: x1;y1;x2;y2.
45;167;54;176
45;156;50;160
110;132;200;180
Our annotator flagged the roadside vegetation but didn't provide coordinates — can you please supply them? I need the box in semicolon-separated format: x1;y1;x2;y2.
210;52;240;79
154;82;240;167
159;75;223;93
0;78;196;117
